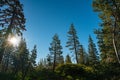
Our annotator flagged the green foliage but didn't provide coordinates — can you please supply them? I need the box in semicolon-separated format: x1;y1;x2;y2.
0;0;26;69
35;68;60;80
88;35;99;65
30;45;37;67
48;34;63;71
37;58;48;70
46;54;53;69
78;45;87;64
0;72;17;80
12;38;30;80
56;64;94;80
1;0;120;80
0;0;26;36
0;0;26;73
93;0;120;63
0;42;4;64
92;63;120;80
65;54;72;64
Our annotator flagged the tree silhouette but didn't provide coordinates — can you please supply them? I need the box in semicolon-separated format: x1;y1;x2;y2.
88;35;99;65
66;24;80;64
48;34;63;71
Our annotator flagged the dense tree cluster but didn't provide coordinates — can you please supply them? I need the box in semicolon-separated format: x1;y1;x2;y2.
0;0;120;80
93;0;120;63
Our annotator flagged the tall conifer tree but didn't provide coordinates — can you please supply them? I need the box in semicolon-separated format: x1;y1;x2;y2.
66;24;80;64
30;45;37;67
0;0;26;64
17;38;29;80
88;35;99;65
93;0;120;63
78;45;86;64
48;34;63;71
0;0;26;36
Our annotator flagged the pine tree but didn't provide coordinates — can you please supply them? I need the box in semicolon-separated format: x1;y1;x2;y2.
66;23;80;64
17;38;29;80
65;54;72;64
30;45;37;67
59;55;64;64
1;45;14;72
0;42;5;64
0;0;26;36
88;35;99;65
48;34;63;71
38;58;47;70
0;0;26;65
78;45;86;64
93;0;120;63
47;54;53;69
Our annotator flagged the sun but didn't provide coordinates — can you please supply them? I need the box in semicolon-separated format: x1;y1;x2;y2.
9;37;18;45
8;35;21;47
7;35;21;47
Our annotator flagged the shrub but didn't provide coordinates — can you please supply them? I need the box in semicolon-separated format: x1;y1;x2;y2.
56;64;94;80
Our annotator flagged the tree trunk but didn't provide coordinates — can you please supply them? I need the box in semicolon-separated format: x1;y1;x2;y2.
53;51;56;72
112;15;120;64
113;31;120;64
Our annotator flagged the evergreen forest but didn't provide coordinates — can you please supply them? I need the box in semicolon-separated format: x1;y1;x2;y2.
0;0;120;80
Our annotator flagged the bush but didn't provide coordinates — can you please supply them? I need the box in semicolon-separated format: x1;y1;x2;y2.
95;63;120;80
34;68;60;80
0;72;17;80
56;64;94;80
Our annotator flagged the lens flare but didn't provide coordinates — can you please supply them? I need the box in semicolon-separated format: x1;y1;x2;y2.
9;37;18;46
8;35;21;47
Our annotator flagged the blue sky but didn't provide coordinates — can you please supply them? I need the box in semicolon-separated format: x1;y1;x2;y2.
20;0;100;62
